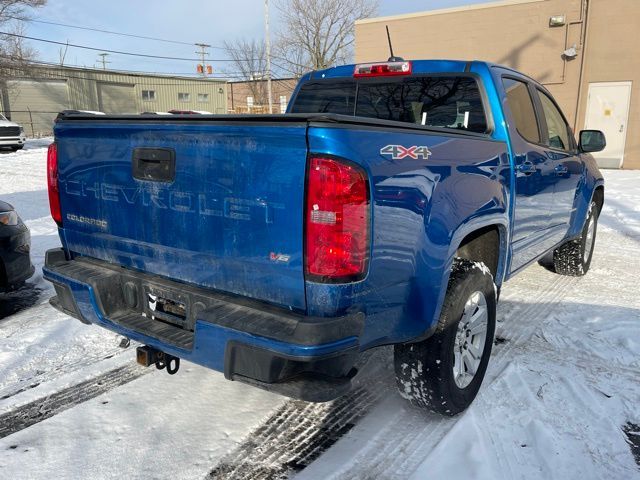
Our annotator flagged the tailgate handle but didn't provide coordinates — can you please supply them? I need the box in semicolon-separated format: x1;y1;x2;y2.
132;148;176;182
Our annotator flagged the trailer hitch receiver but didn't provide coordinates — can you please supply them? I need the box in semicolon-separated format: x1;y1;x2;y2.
136;345;180;375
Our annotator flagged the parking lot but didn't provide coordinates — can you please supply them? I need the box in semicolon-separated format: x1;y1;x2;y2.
0;140;638;479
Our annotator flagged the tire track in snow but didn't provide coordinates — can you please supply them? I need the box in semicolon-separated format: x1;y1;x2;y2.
470;277;578;478
0;347;128;402
390;275;576;478
623;422;640;468
207;387;381;479
0;364;148;439
330;272;578;479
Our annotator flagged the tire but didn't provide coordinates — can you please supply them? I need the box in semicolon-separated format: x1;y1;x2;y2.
394;258;497;415
551;201;599;276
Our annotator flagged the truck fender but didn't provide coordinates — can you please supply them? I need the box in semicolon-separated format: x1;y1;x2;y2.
567;177;605;239
447;216;509;286
419;215;508;340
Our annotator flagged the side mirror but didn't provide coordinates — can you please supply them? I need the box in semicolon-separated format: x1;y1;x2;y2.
579;130;606;153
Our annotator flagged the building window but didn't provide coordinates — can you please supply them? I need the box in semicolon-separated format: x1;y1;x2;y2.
247;96;254;108
279;95;287;113
178;92;191;102
197;93;209;103
142;90;156;101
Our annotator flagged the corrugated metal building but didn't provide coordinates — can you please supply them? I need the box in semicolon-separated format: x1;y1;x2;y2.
356;0;640;169
3;65;228;135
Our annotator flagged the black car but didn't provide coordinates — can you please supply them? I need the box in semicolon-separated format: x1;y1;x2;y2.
0;200;34;291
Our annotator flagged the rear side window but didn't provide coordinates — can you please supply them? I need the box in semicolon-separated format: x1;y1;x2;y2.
537;90;572;151
290;81;356;115
503;77;540;143
291;76;488;133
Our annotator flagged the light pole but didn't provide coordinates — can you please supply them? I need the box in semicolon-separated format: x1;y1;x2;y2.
264;0;274;113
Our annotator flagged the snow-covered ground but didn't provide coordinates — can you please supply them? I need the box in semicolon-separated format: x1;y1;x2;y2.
0;141;638;479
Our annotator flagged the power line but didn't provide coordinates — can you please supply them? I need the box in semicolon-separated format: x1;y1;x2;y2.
0;54;289;81
12;13;295;66
2;16;304;77
0;55;249;82
4;14;199;47
1;51;303;81
0;30;256;62
8;70;232;85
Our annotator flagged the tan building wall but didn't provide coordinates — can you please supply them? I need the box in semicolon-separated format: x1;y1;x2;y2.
576;0;640;169
228;78;298;113
355;0;640;169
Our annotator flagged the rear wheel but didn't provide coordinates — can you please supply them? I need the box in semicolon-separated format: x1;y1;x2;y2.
394;259;496;415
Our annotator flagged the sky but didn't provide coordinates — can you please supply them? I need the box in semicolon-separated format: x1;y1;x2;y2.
14;0;490;78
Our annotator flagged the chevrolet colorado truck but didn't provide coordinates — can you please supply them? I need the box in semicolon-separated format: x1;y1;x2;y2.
43;60;605;415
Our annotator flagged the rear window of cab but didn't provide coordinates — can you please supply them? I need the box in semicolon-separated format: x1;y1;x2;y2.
291;76;488;134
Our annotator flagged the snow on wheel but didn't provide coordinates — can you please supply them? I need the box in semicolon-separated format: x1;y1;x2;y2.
552;201;599;276
393;258;496;415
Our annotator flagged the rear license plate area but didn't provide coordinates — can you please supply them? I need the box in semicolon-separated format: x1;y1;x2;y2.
145;287;189;330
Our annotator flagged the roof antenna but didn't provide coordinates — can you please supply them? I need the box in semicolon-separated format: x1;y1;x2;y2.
386;25;404;62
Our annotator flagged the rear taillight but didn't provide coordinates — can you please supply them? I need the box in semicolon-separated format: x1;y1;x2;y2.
305;156;370;282
47;143;62;226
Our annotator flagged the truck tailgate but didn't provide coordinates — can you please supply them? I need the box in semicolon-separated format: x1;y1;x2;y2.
54;119;308;310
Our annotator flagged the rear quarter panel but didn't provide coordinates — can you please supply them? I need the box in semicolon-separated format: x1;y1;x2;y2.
306;125;510;348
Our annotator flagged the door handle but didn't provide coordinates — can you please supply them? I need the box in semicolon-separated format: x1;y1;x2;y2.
517;161;536;175
620;124;624;133
554;164;569;176
132;148;176;182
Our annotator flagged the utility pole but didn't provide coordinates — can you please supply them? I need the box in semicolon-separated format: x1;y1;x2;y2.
195;43;210;76
264;0;274;113
97;53;110;70
59;40;69;66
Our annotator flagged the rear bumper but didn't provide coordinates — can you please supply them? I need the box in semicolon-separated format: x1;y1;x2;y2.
43;248;365;402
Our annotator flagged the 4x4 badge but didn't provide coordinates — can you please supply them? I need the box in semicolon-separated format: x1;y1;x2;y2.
380;145;432;160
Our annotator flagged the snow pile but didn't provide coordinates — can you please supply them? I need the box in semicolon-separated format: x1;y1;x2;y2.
0;142;639;479
298;169;640;480
0;141;287;480
0;140;126;405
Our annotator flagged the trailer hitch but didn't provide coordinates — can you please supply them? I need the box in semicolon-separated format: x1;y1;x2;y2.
136;346;180;375
165;356;180;375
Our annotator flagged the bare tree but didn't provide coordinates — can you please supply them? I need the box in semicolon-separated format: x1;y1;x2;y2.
0;0;47;116
274;0;378;73
223;38;270;107
0;0;46;67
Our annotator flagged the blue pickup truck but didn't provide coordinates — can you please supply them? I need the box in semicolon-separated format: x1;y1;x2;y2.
43;60;605;415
